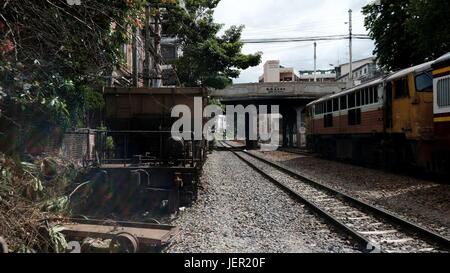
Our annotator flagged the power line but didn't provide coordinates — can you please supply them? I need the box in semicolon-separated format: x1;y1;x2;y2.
241;34;371;44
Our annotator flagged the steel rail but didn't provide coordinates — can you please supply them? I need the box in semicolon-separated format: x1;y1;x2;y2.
242;150;450;249
220;141;450;252
232;150;377;253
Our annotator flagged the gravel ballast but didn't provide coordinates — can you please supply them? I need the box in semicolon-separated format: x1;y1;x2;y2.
250;150;450;238
166;151;360;253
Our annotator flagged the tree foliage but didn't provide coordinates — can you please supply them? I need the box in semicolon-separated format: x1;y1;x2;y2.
155;0;262;89
363;0;450;71
0;0;260;154
0;0;146;154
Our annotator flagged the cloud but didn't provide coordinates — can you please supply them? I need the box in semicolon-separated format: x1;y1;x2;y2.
214;0;375;83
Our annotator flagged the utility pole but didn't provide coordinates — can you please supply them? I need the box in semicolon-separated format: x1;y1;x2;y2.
314;42;317;82
348;9;353;86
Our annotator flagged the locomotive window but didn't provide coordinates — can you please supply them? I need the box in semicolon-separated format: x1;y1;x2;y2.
318;102;325;114
394;78;409;98
348;108;361;125
437;78;450;107
415;72;433;92
365;89;370;105
369;88;374;104
324;114;333;128
326;100;333;113
356;91;361;107
340;96;347;110
333;98;339;112
348;93;355;108
373;87;378;103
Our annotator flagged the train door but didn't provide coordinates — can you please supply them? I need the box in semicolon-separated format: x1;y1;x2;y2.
391;77;413;137
410;71;434;139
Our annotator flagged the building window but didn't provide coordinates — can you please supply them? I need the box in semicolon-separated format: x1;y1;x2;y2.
348;108;361;125
324;114;333;128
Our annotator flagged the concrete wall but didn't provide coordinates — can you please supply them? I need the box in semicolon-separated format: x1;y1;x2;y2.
211;82;347;100
339;57;374;76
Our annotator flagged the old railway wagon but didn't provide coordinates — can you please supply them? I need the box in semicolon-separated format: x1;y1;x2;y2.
306;54;450;175
83;87;208;216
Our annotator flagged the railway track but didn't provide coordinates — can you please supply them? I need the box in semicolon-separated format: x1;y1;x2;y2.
219;141;450;253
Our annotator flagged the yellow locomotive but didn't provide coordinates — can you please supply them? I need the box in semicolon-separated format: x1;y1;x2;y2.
306;53;450;175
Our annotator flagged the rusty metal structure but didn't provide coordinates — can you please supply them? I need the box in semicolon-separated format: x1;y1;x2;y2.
80;87;208;216
61;218;179;253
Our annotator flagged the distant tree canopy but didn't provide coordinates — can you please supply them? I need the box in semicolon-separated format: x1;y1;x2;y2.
363;0;450;71
155;0;262;89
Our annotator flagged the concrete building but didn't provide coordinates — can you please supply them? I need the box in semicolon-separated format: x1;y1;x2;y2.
160;36;183;86
298;69;336;83
335;57;381;85
259;60;300;83
110;2;184;87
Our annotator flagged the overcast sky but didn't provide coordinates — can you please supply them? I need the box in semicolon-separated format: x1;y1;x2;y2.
213;0;375;83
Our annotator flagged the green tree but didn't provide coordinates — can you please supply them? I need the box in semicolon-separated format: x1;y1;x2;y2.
0;0;146;154
363;0;416;70
156;0;262;89
363;0;450;71
408;0;450;60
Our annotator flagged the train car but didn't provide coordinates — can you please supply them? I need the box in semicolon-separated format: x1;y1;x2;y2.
305;59;446;173
306;78;385;162
383;61;435;170
431;53;450;173
80;87;208;216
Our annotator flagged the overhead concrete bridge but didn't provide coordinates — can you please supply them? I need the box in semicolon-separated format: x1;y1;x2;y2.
209;81;347;148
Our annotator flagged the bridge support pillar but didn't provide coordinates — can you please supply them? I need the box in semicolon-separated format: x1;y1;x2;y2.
296;107;306;148
282;110;297;148
245;112;258;150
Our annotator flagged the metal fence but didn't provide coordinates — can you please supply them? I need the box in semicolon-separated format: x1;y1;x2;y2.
59;129;95;166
